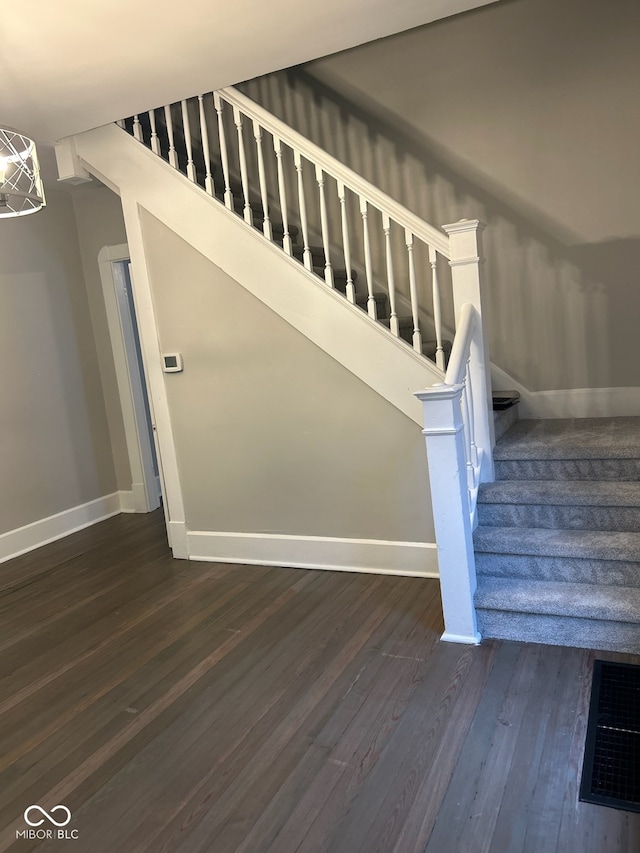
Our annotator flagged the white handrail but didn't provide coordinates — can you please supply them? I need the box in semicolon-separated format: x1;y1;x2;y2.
118;88;452;370
117;94;494;647
445;302;476;385
219;86;451;259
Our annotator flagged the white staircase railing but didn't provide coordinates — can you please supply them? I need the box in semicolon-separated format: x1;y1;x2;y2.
415;220;495;645
117;88;495;643
121;87;453;369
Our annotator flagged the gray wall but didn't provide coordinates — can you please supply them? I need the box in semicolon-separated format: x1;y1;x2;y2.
141;210;433;542
0;189;117;534
240;0;640;392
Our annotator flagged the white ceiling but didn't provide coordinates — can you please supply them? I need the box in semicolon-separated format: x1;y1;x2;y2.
0;0;498;145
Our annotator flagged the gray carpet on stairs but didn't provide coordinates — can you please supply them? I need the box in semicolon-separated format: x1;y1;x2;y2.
475;416;640;652
494;417;640;459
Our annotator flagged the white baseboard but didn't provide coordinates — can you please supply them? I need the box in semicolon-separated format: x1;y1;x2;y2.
0;493;123;564
118;490;136;513
168;520;189;559
441;631;481;645
491;364;640;418
186;530;439;577
120;483;162;514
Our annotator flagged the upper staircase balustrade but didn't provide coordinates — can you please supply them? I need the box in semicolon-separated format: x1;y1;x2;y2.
117;87;495;644
122;87;453;370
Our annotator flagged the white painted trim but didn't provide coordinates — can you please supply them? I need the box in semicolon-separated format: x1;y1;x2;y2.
168;521;189;560
118;194;187;558
98;245;161;513
118;486;148;513
441;631;481;645
0;494;122;564
118;490;136;513
415;385;481;641
72;125;443;427
186;530;438;577
491;363;640;418
221;86;451;258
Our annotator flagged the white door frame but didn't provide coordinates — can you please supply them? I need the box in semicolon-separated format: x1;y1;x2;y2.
98;243;161;513
118;194;188;558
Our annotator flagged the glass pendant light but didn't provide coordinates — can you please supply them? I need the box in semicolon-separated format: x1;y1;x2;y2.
0;127;45;217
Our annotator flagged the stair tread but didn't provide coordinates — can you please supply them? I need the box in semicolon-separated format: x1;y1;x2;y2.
475;552;640;587
355;292;387;305
495;416;640;460
292;245;329;263
473;526;640;561
478;480;640;506
475;576;640;623
380;316;414;329
377;316;452;357
320;268;356;281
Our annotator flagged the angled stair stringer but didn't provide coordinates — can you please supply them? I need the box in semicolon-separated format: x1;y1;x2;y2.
72;123;443;425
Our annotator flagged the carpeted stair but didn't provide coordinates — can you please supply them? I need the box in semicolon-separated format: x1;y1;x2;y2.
474;417;640;652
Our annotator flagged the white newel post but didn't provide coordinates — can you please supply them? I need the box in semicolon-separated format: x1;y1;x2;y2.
443;219;495;481
415;384;481;644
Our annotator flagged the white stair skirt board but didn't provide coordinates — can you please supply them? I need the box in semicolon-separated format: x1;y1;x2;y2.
71;126;442;428
187;531;438;577
0;493;123;564
491;364;640;419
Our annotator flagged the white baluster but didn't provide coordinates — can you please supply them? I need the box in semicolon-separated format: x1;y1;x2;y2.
233;106;253;225
149;110;160;155
198;95;214;196
360;197;377;319
461;370;475;498
252;119;272;241
405;229;423;353
213;93;234;210
382;213;399;337
133;115;142;142
465;356;479;469
273;135;293;256
429;245;445;370
116;119;125;129
315;165;333;287
337;181;355;303
164;105;178;169
294;151;312;271
181;100;196;183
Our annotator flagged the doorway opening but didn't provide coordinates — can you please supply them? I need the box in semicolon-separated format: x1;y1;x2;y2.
98;244;162;513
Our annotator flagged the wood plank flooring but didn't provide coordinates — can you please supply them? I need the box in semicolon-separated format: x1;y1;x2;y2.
1;510;640;852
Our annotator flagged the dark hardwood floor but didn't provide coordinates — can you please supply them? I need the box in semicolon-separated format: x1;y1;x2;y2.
1;510;639;852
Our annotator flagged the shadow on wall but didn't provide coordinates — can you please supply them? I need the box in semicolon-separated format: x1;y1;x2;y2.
238;68;636;394
567;239;640;389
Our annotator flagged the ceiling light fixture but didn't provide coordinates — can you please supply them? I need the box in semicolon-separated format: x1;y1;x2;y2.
0;127;45;217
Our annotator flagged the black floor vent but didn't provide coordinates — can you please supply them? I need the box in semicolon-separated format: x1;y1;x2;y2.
580;660;640;812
